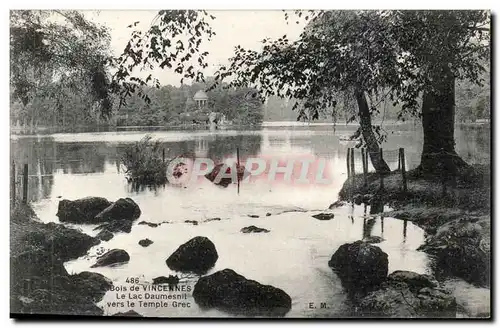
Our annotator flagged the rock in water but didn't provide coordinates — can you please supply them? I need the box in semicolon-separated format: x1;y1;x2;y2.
358;272;456;318
95;198;141;222
205;163;249;187
192;269;292;317
152;275;179;286
56;197;112;223
96;229;114;242
138;221;158;228
91;249;130;268
240;226;270;233
138;238;154;247
166;236;218;274
312;213;335;220
328;240;388;293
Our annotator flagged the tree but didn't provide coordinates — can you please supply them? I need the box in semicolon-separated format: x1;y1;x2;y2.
211;11;396;172
388;11;490;174
10;10;114;127
210;10;490;175
109;10;216;109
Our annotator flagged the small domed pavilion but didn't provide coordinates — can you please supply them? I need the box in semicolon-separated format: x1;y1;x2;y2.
193;90;209;109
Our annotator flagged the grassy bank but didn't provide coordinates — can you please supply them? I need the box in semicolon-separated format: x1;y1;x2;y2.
10;202;112;317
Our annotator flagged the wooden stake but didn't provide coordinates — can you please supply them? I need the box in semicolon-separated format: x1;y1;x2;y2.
350;148;355;177
399;148;407;192
236;147;240;195
162;148;166;163
379;148;384;190
23;164;28;204
11;162;15;204
346;148;351;178
350;148;355;200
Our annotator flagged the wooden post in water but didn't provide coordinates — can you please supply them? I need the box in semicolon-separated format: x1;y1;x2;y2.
162;148;166;163
346;148;351;178
22;164;28;204
361;148;368;188
397;150;401;171
379;148;384;191
11;162;16;205
403;219;408;240
236;147;240;195
350;148;355;200
399;148;407;192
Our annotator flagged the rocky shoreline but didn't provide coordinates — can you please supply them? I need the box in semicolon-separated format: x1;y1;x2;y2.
10;202;112;315
10;171;491;318
335;166;491;317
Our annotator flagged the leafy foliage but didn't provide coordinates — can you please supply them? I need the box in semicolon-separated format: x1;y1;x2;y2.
210;10;490;138
10;10;114;122
110;10;216;109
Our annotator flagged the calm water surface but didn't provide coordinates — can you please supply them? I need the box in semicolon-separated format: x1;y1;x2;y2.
10;122;490;317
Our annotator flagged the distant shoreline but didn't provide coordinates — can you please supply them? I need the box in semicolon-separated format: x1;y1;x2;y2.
10;120;490;136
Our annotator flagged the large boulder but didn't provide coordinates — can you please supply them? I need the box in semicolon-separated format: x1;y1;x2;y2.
358;272;456;318
56;197;112;223
166;236;218;274
417;218;490;286
193;269;292;317
95;198;141;222
328;240;388;293
91;249;130;268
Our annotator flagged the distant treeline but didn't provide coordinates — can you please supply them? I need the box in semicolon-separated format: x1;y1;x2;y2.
10;75;489;129
10;79;264;129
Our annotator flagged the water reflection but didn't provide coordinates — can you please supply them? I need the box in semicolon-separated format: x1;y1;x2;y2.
10;124;490;204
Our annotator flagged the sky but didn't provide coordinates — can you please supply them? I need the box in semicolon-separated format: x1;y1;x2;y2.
84;10;308;86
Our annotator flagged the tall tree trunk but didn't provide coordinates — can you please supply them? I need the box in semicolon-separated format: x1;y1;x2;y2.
419;67;469;175
354;89;391;173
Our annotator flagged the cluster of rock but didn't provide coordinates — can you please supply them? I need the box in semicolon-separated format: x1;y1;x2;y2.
163;236;292;317
328;240;457;318
57;196;141;242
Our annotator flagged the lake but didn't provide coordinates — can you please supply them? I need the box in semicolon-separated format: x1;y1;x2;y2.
9;122;490;317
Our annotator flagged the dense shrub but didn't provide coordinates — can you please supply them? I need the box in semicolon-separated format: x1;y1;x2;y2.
121;135;168;186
